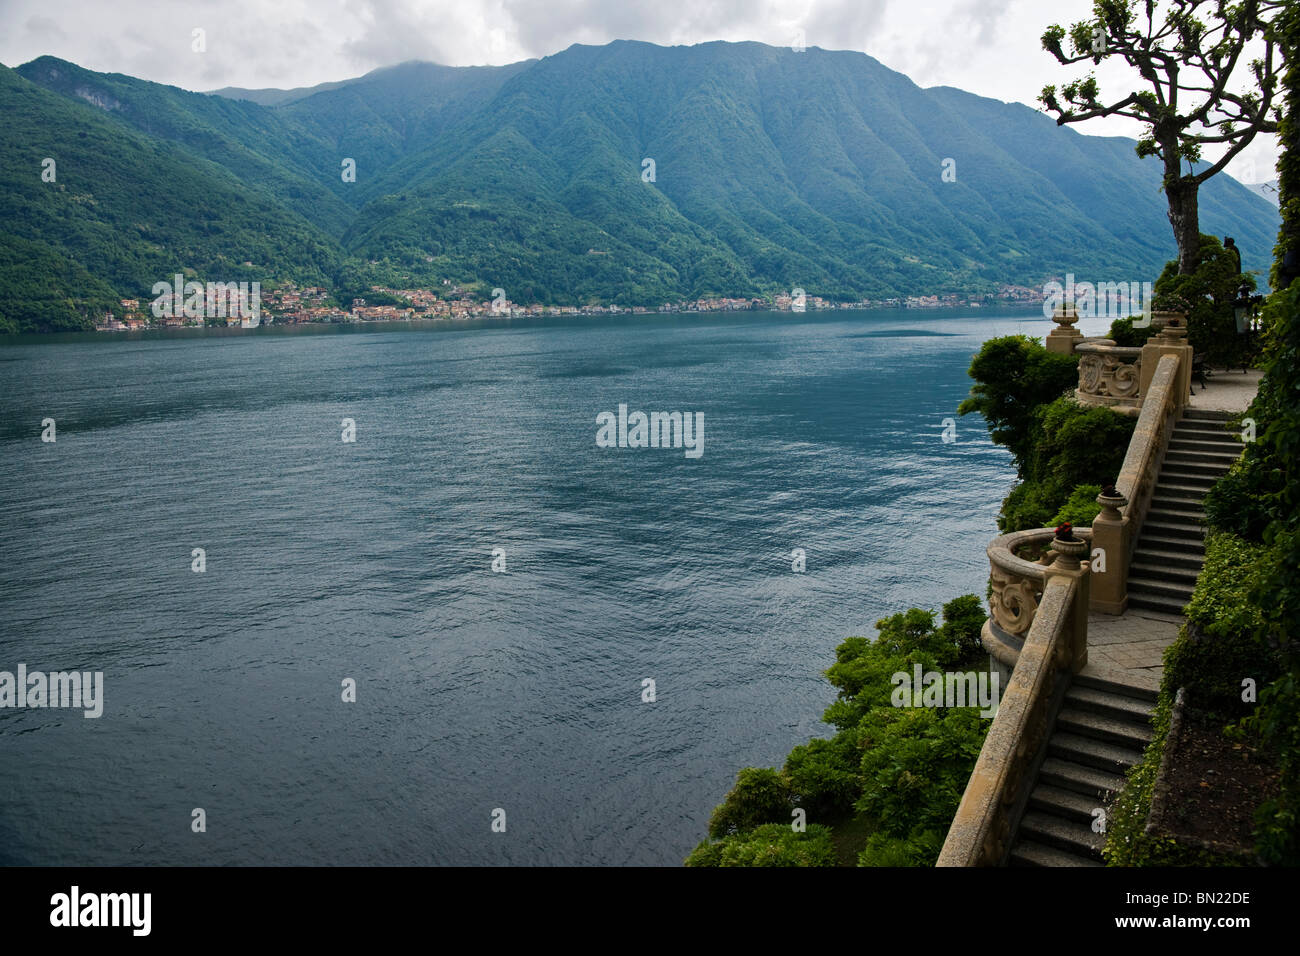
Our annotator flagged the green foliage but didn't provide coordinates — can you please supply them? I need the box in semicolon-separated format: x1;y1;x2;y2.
707;767;792;838
958;335;1079;473
1051;483;1103;527
684;823;837;867
1205;453;1280;540
998;397;1135;531
2;43;1281;326
1106;314;1149;347
692;595;991;866
1169;533;1278;723
1152;233;1254;368
853;706;990;865
783;736;860;818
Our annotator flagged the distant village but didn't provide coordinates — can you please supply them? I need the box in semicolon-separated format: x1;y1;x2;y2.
95;281;1045;330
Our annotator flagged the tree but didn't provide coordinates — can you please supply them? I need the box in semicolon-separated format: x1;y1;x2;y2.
1041;0;1288;274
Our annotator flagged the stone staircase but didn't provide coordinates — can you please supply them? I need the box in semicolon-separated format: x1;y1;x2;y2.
1127;408;1241;616
1007;408;1241;866
1008;674;1157;866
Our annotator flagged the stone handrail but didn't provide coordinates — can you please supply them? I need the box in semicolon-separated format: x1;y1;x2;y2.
984;526;1092;671
1075;342;1143;414
938;545;1090;866
1114;352;1181;566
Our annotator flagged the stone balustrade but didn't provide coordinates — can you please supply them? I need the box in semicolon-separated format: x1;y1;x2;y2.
984;525;1093;674
1075;342;1143;414
939;532;1091;866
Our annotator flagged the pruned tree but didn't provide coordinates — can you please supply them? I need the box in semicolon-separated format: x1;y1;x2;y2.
1041;0;1288;274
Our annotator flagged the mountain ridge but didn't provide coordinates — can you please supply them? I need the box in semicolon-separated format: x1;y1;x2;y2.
0;40;1280;330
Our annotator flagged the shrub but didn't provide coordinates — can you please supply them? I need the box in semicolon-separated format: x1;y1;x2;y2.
1205;453;1277;541
684;824;837;867
1051;484;1103;527
1166;532;1278;723
958;335;1078;474
692;594;993;866
707;767;793;838
998;397;1135;531
1106;315;1150;347
1151;233;1255;369
784;736;860;817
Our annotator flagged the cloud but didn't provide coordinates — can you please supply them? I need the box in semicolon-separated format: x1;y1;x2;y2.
0;0;1279;173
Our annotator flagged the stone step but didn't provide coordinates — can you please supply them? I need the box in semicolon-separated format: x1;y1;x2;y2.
1159;465;1222;482
1016;810;1106;860
1167;439;1243;457
1127;591;1189;616
1072;672;1159;704
1153;481;1212;501
1028;783;1106;824
1173;424;1240;443
1056;707;1154;749
1140;519;1203;540
1160;458;1233;478
1008;838;1104;867
1182;409;1237;422
1149;498;1207;519
1064;685;1156;724
1038;756;1130;799
1129;560;1201;585
1135;534;1204;556
1128;575;1194;601
1131;547;1205;571
1048;731;1144;773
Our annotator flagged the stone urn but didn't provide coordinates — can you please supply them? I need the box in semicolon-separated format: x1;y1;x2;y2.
1151;311;1189;341
1096;487;1128;521
1051;523;1089;568
1053;304;1080;330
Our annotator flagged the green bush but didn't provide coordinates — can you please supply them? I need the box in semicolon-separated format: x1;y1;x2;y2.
1051;484;1103;527
1167;533;1278;723
1205;453;1277;541
707;767;793;838
998;397;1135;531
1151;233;1255;369
1106;315;1150;347
783;736;860;817
685;823;837;867
958;335;1079;474
691;594;992;866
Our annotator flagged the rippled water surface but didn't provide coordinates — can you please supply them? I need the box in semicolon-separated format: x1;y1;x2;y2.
0;308;1065;865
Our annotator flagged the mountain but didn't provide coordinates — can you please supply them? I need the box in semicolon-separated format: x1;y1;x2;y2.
0;41;1281;330
0;63;340;332
1242;179;1281;207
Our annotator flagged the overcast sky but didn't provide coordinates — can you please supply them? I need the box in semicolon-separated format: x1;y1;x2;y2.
0;0;1279;183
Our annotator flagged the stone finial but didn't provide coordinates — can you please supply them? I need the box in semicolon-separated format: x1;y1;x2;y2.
1050;523;1089;569
1046;304;1084;354
1096;486;1128;522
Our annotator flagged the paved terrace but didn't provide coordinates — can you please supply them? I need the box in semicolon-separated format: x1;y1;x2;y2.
1081;367;1261;693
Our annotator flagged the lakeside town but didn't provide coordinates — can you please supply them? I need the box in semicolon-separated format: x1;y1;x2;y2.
94;281;1049;331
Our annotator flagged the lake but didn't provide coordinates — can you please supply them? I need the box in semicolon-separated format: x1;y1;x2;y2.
0;306;1091;865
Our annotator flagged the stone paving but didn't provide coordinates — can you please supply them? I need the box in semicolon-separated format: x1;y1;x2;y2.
1189;367;1261;414
1082;608;1184;693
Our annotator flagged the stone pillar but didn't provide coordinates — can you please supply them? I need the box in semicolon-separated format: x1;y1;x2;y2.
1045;304;1083;354
1046;529;1090;673
1089;489;1129;615
1139;312;1194;409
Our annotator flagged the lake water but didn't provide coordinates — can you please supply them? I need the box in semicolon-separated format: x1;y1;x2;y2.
0;307;1081;865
